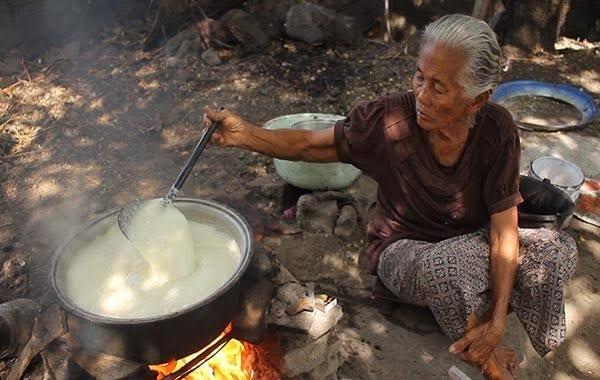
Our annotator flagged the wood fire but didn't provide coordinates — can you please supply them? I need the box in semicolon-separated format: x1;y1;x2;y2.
149;323;280;380
149;324;250;379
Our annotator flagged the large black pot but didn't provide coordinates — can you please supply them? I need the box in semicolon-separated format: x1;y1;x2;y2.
51;199;254;364
518;175;575;230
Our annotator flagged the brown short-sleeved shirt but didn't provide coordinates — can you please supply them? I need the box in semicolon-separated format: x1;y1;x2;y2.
334;91;523;272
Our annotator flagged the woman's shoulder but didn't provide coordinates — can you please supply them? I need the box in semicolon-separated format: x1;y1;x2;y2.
354;91;415;115
348;92;416;134
478;101;519;145
381;91;417;118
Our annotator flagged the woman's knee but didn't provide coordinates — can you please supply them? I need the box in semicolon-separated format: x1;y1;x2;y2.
521;229;578;285
417;249;465;298
538;230;577;268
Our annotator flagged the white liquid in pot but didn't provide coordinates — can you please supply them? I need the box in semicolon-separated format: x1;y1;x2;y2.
64;200;241;319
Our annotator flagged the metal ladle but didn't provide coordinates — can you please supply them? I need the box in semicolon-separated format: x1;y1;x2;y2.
117;117;220;240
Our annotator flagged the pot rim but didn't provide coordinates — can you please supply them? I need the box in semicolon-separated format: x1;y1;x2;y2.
50;198;254;325
529;156;585;188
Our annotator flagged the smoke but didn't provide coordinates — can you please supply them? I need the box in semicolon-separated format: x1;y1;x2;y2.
35;195;105;249
0;0;146;59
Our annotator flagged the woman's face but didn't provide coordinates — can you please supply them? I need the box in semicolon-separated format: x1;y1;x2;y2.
412;41;479;131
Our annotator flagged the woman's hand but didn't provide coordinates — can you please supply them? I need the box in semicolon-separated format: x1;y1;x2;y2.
203;106;252;148
449;317;506;370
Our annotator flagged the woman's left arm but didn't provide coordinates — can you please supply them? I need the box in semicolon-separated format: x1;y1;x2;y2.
449;206;519;367
488;205;519;331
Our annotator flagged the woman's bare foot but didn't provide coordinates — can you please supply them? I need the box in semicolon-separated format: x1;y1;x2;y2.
493;345;520;376
481;352;514;380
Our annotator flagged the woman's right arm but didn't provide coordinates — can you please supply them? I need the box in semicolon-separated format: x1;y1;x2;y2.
204;106;338;163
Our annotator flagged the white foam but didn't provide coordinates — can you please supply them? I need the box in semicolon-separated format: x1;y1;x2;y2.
64;201;241;319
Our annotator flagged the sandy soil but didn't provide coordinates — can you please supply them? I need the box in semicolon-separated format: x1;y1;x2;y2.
0;28;599;379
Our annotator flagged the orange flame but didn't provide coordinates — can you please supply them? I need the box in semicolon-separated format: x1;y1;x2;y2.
149;324;252;380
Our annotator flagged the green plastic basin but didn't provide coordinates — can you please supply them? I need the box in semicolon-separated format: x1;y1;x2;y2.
263;113;361;190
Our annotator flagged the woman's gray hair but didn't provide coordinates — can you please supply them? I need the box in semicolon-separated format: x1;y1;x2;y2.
422;14;503;98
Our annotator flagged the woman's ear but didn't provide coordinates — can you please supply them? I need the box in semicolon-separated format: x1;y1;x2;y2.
468;90;490;114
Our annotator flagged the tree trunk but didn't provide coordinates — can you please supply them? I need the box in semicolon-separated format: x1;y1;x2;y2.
502;0;571;53
472;0;504;21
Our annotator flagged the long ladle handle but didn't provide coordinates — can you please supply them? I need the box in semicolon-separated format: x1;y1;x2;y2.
165;119;220;200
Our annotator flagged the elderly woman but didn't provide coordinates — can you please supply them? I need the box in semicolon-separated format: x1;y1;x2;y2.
204;14;577;380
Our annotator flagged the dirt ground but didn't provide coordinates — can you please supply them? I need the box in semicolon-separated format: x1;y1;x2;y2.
0;27;599;379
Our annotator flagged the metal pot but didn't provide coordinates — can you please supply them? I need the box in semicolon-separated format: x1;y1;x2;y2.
529;156;585;202
51;198;254;364
518;175;575;230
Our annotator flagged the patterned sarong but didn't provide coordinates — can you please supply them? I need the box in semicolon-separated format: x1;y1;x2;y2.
377;228;577;355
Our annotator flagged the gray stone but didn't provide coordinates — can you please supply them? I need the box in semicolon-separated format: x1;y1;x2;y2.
268;282;316;331
308;339;343;380
245;0;294;25
268;301;315;332
296;194;339;234
249;246;273;277
334;205;358;238
277;282;315;315
247;174;286;199
270;258;298;285
221;9;270;52
195;18;234;49
0;55;22;76
175;38;202;60
281;332;331;377
165;57;182;68
165;28;197;56
262;236;282;251
285;3;359;44
201;48;221;66
309;304;343;339
344;175;377;225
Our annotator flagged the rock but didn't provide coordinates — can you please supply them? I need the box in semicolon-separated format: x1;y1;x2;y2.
280;332;332;377
201;48;221;66
44;40;80;64
164;28;197;57
221;9;270;52
318;0;381;33
296;194;338;234
242;0;294;39
247;174;286;199
266;219;303;235
329;86;342;97
285;3;359;44
270;257;298;285
269;302;315;332
277;282;315;313
245;0;294;24
262;236;282;251
175;38;202;60
195;18;234;50
0;55;22;76
344;175;377;224
334;205;358;239
309;304;343;339
165;57;182;68
0;256;28;295
307;339;343;380
233;274;273;344
249;246;273;277
268;282;316;331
